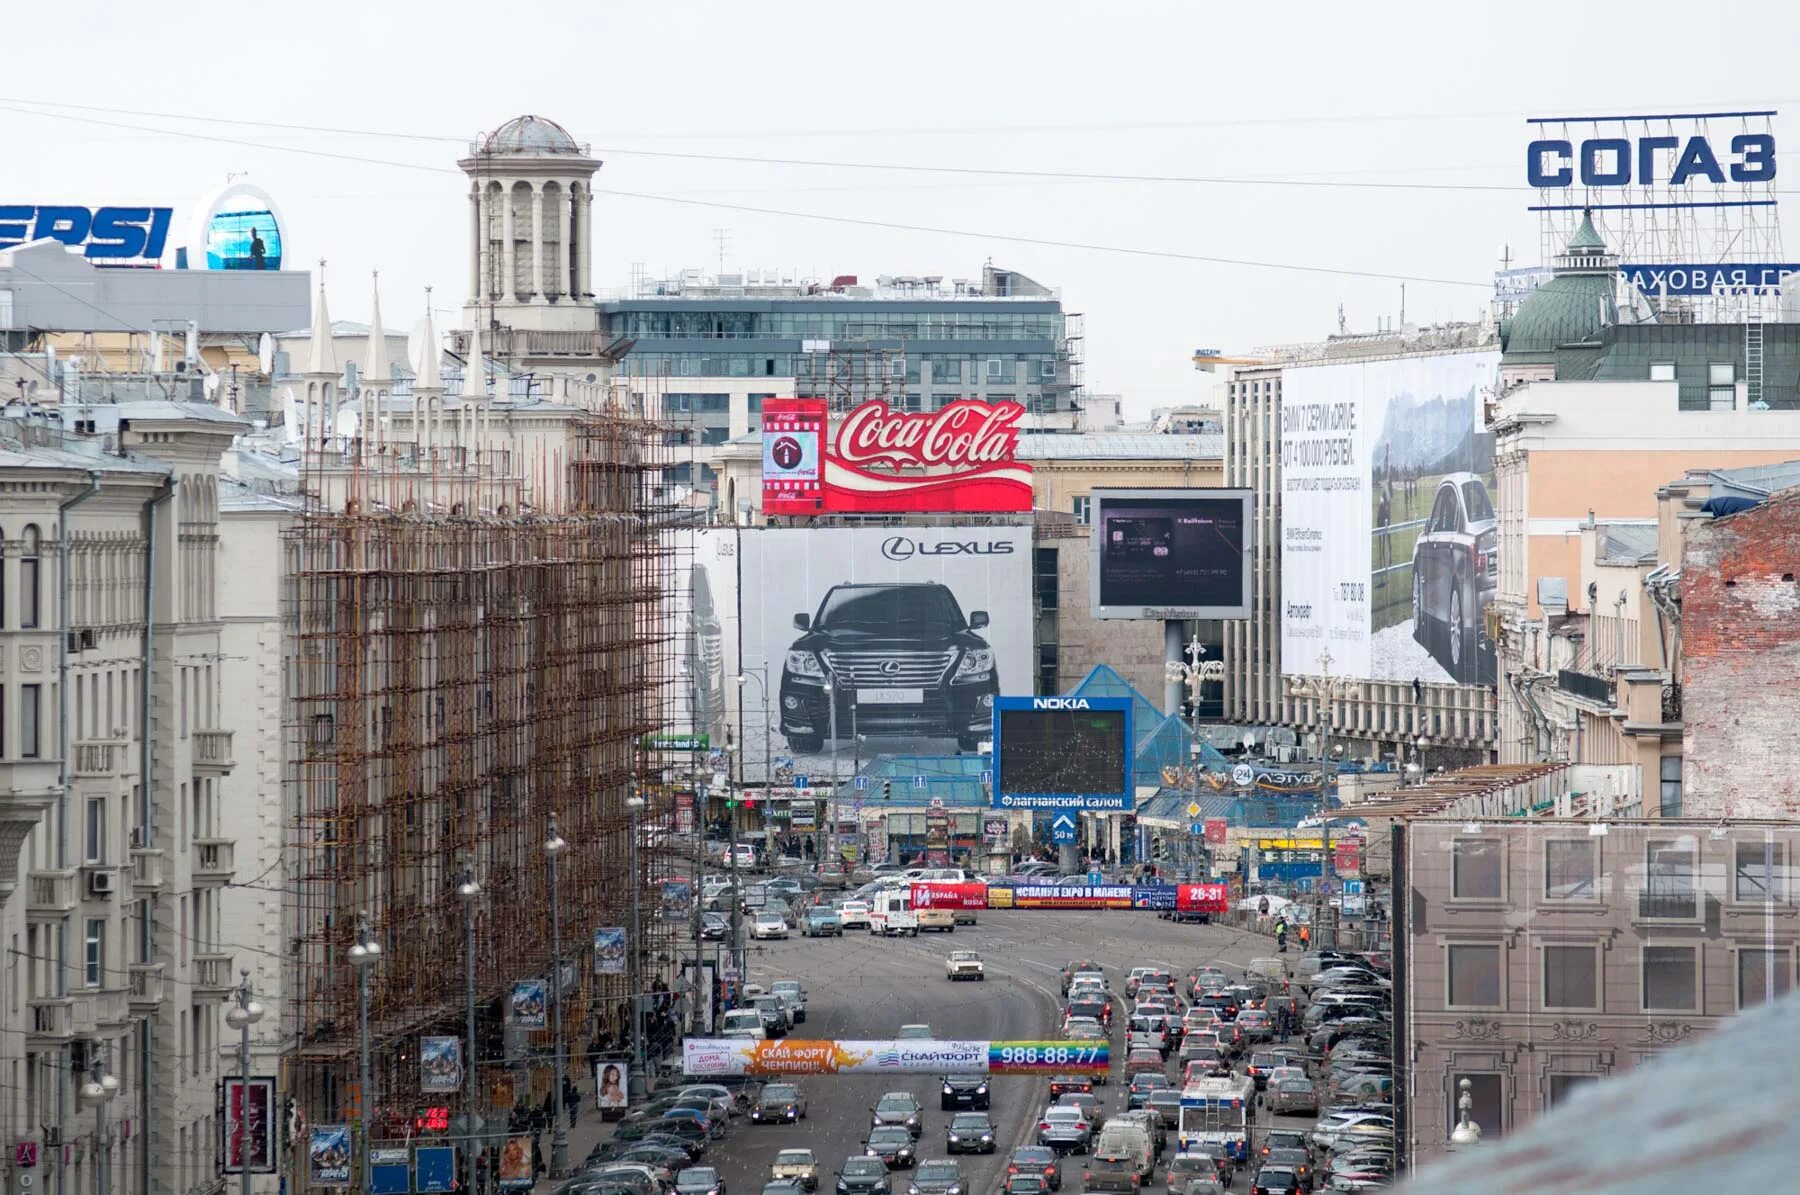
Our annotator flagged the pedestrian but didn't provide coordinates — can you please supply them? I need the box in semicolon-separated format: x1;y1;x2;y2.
563;1076;581;1128
1275;918;1288;953
1298;923;1311;948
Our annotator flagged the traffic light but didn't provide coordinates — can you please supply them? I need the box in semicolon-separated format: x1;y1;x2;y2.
882;779;892;800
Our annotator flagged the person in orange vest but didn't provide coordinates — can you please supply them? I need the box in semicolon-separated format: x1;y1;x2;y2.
1298;922;1311;947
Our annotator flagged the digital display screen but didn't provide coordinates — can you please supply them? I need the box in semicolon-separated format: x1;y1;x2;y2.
997;708;1127;796
1092;489;1251;618
206;209;282;271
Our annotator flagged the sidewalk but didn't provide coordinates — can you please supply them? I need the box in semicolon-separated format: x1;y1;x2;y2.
528;1039;686;1193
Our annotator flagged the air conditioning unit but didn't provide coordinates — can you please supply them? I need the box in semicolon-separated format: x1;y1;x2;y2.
128;826;147;849
86;869;116;898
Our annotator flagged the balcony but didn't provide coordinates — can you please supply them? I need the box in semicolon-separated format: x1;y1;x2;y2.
26;868;77;918
1636;889;1702;922
27;998;73;1044
192;729;235;772
71;739;126;779
1558;669;1615;706
128;963;166;1011
194;953;236;995
76;988;129;1028
130;846;165;892
192;838;236;884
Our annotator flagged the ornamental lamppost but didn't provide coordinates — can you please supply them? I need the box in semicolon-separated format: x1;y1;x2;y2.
1286;647;1357;948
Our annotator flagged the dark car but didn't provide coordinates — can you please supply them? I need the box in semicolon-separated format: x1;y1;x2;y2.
1048;1076;1093;1099
753;1084;808;1124
908;1160;965;1195
1127;1073;1171;1108
1065;998;1112;1028
1250;1166;1302;1195
1411;471;1497;684
1165;1152;1231;1191
676;1167;726;1195
946;1112;996;1154
1002;1176;1050;1195
940;1075;989;1111
1006;1146;1063;1191
779;582;998;753
835;1158;891;1195
1264;1149;1313;1191
871;1093;923;1138
700;912;730;941
1061;961;1103;994
1143;1091;1185;1130
863;1126;918;1170
1259;1130;1313;1164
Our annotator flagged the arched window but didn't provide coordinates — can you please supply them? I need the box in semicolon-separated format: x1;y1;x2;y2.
20;524;41;628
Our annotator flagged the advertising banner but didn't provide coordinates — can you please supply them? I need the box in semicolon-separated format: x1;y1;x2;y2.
1009;885;1136;909
762;397;1034;515
498;1136;536;1189
1130;885;1178;910
1203;818;1228;845
1335;839;1363;874
593;928;626;976
682;1039;1108;1077
1090;488;1253;619
1279;351;1500;685
661;880;694;922
992;696;1133;812
222;1076;276;1174
419;1037;463;1093
509;980;547;1029
910;881;988;910
594;1061;629;1112
1177;883;1232;914
737;526;1032;783
308;1126;352;1188
670;529;739;752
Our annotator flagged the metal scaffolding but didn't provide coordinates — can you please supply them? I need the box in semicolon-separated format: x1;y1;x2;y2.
281;385;687;1144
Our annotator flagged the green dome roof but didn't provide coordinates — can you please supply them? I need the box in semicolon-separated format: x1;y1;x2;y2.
1501;212;1617;362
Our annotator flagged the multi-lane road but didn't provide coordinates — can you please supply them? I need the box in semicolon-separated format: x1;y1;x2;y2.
688;909;1317;1195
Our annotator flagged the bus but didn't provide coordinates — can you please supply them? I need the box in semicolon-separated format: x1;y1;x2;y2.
1177;1074;1255;1165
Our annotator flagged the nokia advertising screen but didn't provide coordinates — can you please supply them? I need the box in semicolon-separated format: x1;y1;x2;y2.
996;706;1127;797
1090;488;1252;620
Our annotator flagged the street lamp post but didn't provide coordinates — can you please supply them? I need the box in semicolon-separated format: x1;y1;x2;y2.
348;914;382;1195
78;1044;118;1195
1448;1078;1483;1147
625;786;648;1101
1286;647;1354;949
1165;633;1224;879
456;867;483;1187
224;974;264;1195
543;815;570;1174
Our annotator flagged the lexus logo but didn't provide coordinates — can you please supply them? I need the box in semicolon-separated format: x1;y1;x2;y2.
880;536;1017;561
880;659;902;676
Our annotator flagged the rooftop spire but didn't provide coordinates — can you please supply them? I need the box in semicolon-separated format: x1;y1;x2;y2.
364;271;392;384
306;260;337;377
1569;208;1607;253
415;288;443;392
464;320;486;402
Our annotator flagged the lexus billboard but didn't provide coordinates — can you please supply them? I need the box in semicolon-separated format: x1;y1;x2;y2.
736;526;1033;783
1089;488;1252;619
1278;350;1499;685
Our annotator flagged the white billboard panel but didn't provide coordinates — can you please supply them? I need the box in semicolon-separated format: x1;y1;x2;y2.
737;526;1033;783
670;529;741;747
1279;350;1499;685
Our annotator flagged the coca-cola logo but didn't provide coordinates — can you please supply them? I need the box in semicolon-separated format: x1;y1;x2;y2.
836;399;1023;471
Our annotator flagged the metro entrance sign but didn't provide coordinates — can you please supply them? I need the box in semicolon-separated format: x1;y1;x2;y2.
761;397;1033;515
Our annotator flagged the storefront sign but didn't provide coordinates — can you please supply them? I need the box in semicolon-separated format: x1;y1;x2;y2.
762;397;1032;514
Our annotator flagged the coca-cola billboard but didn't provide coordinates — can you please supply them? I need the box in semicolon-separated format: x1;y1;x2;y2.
762;397;1033;515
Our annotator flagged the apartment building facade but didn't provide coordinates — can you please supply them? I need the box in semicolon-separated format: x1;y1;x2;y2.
1397;817;1799;1166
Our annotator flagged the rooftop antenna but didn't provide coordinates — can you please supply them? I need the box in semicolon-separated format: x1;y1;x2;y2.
1399;283;1406;330
1337;304;1348;335
712;228;730;277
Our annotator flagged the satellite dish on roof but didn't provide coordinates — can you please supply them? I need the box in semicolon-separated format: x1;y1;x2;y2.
333;405;361;439
258;333;274;375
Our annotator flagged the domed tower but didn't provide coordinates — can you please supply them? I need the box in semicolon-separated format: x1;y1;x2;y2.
1498;210;1620;391
459;115;600;333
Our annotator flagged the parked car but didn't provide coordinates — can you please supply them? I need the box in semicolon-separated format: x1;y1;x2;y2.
1410;471;1498;684
770;981;808;1024
779;582;999;753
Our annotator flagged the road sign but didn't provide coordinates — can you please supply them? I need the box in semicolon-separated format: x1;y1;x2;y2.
1189;822;1205;836
1050;813;1078;844
913;775;926;789
1087;869;1103;885
1341;879;1366;916
854;776;868;790
1231;763;1255;788
981;770;993;785
1186;801;1201;818
928;797;945;811
795;775;810;789
790;806;817;830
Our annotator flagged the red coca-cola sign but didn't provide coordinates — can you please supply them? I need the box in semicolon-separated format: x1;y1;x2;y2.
762;397;1033;514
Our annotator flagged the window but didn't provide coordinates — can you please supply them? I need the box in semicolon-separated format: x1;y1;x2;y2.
1737;948;1791;1009
986;357;1006;381
1446;944;1501;1008
1451;838;1503;899
1733;840;1783;903
1640;838;1698;919
1649;362;1676;382
20;686;40;758
83;920;103;988
1659;756;1682;817
1708;362;1735;410
1071;496;1091;525
1544;839;1597;900
1449;1072;1503;1140
1642;945;1698;1011
19;526;40;629
85;798;106;865
1547;1073;1598;1108
1542;945;1598;1010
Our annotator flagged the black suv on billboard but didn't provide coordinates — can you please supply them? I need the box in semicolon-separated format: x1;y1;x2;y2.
1411;472;1497;684
780;582;997;752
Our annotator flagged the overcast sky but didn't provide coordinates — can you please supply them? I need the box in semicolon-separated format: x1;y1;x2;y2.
6;0;1799;416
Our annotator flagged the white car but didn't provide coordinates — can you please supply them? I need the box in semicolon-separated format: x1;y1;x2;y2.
945;951;985;981
751;911;789;940
1311;1112;1395;1151
837;900;872;929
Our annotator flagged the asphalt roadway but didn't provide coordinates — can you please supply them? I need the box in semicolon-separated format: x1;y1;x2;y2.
702;910;1318;1195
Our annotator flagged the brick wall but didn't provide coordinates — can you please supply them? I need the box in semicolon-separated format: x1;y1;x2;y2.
1681;491;1800;817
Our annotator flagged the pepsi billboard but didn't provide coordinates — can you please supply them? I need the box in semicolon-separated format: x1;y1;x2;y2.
991;696;1133;812
0;206;173;262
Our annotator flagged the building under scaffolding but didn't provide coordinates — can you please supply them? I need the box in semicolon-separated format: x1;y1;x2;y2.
279;285;686;1156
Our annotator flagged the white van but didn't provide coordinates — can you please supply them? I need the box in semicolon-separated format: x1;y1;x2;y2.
870;890;919;937
720;1009;766;1039
1086;1122;1155;1190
